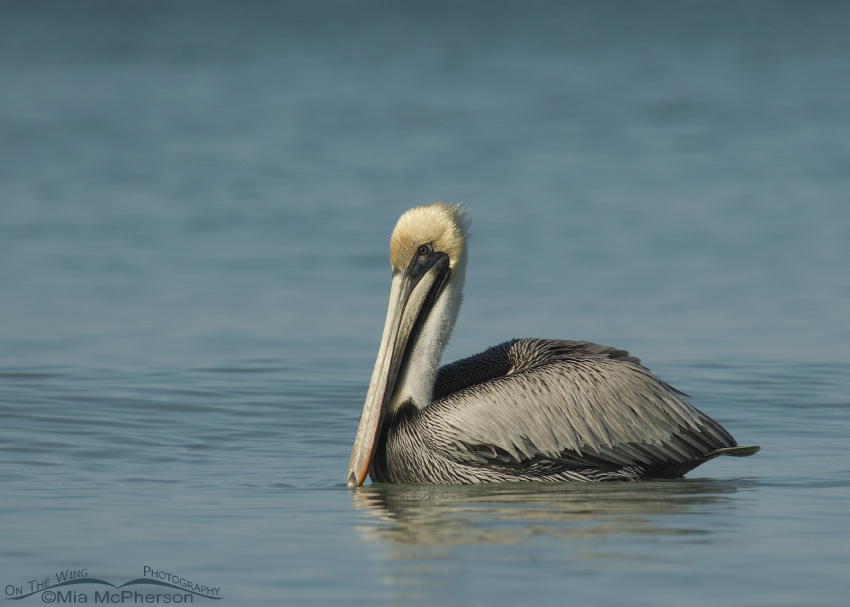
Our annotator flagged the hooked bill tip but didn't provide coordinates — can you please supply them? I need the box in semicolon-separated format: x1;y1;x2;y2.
347;471;358;488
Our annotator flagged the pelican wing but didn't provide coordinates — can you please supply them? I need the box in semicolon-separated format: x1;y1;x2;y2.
425;339;736;473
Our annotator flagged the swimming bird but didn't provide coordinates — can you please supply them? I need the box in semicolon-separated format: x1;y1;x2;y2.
347;203;759;487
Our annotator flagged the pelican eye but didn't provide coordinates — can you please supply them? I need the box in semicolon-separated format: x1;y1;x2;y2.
417;243;433;256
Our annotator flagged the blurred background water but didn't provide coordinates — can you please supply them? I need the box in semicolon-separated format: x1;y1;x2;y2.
1;1;848;605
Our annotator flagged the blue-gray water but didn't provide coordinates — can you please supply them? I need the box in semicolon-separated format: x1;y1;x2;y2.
1;1;849;605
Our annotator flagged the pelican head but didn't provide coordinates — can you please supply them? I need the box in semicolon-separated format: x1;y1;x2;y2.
348;203;469;487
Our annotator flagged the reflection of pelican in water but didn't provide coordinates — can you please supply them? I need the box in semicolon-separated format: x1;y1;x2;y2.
350;480;754;547
348;203;759;487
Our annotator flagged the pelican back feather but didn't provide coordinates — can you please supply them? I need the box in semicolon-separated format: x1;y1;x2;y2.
371;339;754;484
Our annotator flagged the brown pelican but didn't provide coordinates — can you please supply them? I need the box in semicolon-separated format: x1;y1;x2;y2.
348;203;759;487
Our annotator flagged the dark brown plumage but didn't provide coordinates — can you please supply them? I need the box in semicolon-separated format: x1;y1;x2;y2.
370;339;758;484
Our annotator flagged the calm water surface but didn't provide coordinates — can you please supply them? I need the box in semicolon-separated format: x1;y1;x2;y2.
1;2;849;606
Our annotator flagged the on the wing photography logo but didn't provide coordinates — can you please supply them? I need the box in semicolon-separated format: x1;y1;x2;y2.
5;567;221;603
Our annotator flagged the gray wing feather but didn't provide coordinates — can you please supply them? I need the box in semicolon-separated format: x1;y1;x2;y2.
426;339;736;470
